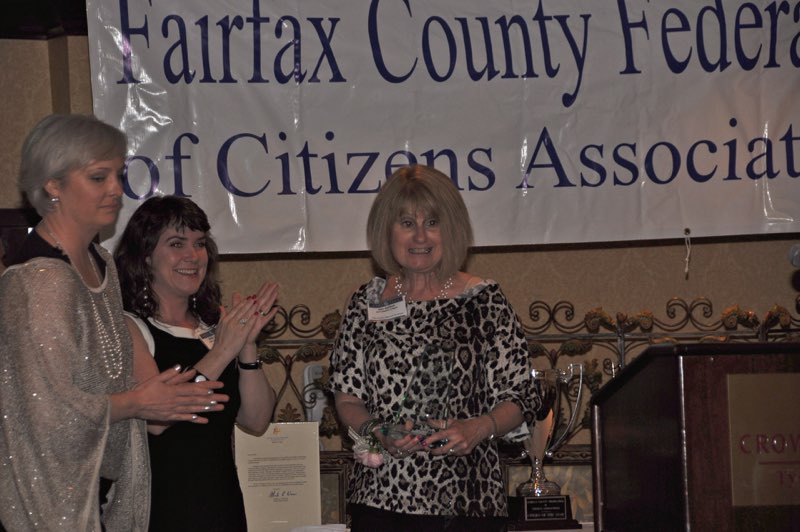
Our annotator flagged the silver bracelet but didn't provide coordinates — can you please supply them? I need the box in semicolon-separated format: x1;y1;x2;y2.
486;412;498;441
358;418;381;437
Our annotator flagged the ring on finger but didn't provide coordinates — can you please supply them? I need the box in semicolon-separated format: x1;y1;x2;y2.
259;309;269;317
448;448;455;455
238;318;248;326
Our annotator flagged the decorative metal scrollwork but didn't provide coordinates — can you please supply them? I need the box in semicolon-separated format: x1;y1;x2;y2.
526;300;582;334
258;298;800;463
256;307;340;434
260;307;341;340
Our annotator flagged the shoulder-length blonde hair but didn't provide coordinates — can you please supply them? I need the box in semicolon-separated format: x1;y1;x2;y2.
367;164;473;279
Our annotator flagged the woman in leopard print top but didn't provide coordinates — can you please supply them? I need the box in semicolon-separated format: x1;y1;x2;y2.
331;165;538;532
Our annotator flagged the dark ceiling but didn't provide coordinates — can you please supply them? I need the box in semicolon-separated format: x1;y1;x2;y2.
1;0;87;39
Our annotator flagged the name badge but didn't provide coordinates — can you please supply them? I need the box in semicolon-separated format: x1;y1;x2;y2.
367;296;408;321
198;327;216;350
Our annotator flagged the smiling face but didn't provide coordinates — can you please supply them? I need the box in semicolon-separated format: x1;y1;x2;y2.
46;157;125;232
390;208;443;275
148;226;209;303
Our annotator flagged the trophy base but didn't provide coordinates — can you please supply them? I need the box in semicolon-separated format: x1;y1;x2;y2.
507;495;582;530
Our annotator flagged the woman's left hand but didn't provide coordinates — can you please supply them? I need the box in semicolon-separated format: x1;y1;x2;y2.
213;282;278;358
236;281;279;345
424;416;491;457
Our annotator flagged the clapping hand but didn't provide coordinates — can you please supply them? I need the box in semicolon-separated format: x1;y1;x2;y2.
239;281;279;345
134;365;229;424
214;281;278;360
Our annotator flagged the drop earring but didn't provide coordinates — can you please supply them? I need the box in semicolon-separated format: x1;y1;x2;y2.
191;294;197;311
142;284;154;313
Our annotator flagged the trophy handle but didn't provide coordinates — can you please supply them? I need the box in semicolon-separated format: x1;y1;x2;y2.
545;363;584;457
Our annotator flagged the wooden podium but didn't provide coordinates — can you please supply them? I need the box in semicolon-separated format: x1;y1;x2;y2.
590;343;800;531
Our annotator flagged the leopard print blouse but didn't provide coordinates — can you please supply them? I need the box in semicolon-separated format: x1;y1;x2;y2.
330;277;536;517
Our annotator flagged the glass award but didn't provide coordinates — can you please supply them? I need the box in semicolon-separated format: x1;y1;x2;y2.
382;343;454;445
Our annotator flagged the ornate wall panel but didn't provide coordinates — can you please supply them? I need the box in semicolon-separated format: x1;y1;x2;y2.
258;296;800;458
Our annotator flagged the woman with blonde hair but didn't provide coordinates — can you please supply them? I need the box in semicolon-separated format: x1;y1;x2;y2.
331;164;537;531
0;114;228;531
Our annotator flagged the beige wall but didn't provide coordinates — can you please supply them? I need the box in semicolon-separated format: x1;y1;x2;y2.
2;35;798;522
220;237;798;337
0;37;93;208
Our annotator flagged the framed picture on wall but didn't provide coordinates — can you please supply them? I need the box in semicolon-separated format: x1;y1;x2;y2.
320;451;352;526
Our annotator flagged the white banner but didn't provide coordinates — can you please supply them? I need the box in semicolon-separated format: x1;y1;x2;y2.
87;0;800;253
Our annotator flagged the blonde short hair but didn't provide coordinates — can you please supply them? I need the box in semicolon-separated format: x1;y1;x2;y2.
367;164;473;278
19;114;127;216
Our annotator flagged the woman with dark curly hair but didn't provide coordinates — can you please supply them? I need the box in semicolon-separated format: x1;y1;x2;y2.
114;195;279;532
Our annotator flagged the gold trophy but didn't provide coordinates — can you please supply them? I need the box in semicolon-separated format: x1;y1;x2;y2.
515;363;583;528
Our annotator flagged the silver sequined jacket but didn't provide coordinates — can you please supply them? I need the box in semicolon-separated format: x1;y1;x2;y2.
0;245;150;531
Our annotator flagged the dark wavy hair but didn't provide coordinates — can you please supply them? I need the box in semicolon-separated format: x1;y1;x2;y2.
114;195;222;325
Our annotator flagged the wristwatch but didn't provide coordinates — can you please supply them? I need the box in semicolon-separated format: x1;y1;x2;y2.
237;359;262;370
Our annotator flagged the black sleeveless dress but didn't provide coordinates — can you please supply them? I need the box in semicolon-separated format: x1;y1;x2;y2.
145;320;246;532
